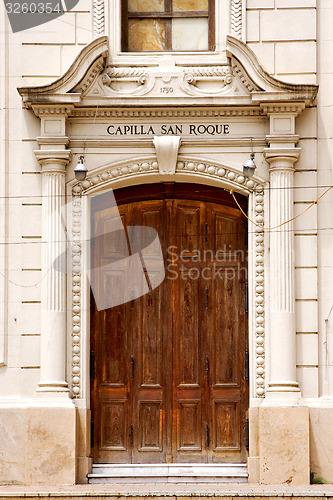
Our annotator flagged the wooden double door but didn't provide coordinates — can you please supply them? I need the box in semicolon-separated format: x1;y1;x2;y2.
91;184;248;464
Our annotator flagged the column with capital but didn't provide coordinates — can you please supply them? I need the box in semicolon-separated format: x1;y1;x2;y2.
34;151;72;395
24;110;77;486
256;112;310;485
264;148;301;398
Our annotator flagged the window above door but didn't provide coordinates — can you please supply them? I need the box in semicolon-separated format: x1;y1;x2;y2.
122;0;215;52
105;0;240;64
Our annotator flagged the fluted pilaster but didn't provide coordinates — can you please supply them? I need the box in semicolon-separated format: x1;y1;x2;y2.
264;148;301;399
35;151;71;395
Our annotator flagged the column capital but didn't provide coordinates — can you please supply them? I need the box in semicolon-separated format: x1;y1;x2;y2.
34;149;72;172
264;147;301;170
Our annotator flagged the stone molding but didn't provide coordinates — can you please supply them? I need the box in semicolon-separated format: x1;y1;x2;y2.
71;107;262;118
73;60;105;95
31;105;74;117
93;0;105;37
226;36;318;102
17;36;317;108
17;36;108;101
34;150;72;168
265;135;300;146
68;159;267;400
264;148;302;170
230;0;243;40
232;60;258;93
37;136;70;148
260;104;306;116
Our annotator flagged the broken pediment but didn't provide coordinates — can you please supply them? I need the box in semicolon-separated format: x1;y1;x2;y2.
18;35;317;110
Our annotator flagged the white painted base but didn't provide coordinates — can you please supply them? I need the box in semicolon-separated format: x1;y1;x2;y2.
88;464;248;484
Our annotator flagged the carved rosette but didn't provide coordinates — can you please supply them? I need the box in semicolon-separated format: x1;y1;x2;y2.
70;159;266;399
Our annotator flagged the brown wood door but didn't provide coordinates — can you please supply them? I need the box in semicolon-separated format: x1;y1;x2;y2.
91;186;248;464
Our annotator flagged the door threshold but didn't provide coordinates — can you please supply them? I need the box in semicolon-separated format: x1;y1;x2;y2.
88;463;248;484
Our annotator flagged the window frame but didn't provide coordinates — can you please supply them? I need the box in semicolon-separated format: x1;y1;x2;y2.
121;0;216;52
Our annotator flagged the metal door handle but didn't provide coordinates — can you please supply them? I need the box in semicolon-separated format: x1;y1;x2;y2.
130;356;134;378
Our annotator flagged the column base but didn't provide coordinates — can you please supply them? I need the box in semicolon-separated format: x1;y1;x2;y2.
36;381;69;390
263;381;302;406
267;380;300;391
36;381;70;398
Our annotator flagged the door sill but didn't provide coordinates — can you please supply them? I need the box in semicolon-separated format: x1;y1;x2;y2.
88;463;248;484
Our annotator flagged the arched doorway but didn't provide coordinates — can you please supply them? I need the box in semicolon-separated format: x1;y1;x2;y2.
90;183;249;464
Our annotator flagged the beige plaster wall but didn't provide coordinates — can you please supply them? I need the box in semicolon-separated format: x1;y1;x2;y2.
246;0;317;84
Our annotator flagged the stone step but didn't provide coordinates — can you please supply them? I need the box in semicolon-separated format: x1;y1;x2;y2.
0;485;332;499
88;463;248;484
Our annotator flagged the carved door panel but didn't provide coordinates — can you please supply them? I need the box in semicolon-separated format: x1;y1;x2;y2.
170;200;208;462
91;189;248;464
91;203;133;463
205;204;248;463
129;200;170;463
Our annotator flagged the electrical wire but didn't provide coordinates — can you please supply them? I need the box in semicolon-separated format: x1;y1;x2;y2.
0;266;50;288
231;185;333;231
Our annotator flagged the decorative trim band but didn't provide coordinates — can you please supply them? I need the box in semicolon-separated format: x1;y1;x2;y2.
231;0;243;40
70;194;82;397
260;104;306;116
93;0;105;37
253;190;266;397
71;108;262;118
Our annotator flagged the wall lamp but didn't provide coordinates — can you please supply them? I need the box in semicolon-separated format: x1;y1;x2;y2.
74;155;88;182
242;153;256;178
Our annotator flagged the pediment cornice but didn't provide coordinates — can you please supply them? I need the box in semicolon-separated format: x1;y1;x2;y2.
18;35;318;113
18;36;108;104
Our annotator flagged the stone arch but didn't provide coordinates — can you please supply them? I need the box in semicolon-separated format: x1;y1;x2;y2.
67;157;267;402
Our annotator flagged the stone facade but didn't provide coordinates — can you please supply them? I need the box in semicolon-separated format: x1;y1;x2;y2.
0;0;332;487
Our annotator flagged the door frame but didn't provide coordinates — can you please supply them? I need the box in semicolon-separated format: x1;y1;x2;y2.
90;184;249;463
66;158;268;456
